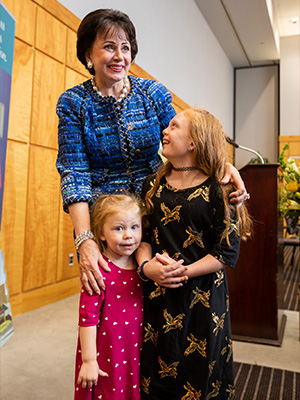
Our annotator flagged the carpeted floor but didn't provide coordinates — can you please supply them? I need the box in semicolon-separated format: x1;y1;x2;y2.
234;362;300;400
283;246;300;311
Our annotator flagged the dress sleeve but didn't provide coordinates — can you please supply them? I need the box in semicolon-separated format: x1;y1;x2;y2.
209;183;241;268
56;87;93;213
146;80;177;136
78;286;104;327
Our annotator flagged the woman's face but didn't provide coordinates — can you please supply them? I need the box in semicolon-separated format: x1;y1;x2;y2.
86;28;132;86
162;113;194;163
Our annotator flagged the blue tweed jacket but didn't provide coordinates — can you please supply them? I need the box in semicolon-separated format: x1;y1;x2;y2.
56;75;176;212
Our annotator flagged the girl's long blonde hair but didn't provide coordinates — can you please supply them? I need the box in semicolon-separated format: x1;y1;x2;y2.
145;108;252;243
91;193;145;252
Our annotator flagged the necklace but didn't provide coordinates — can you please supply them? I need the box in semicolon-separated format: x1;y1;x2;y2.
172;166;200;171
91;75;129;103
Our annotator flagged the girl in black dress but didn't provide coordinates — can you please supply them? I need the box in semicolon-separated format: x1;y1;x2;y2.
137;108;252;400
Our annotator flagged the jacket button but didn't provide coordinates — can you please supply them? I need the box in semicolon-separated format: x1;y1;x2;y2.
135;148;141;155
128;123;134;130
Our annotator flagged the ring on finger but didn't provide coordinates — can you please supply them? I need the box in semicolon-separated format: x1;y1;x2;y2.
246;193;250;200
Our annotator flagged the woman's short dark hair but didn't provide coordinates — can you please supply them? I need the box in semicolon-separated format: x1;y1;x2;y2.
77;9;138;75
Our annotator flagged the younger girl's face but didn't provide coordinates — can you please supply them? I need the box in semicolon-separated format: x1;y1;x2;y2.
100;207;142;260
162;112;193;161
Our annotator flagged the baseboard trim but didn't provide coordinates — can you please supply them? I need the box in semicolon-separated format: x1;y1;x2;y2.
10;277;81;316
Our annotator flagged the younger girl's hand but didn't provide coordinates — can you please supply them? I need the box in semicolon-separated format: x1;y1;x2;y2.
143;253;188;288
77;360;108;388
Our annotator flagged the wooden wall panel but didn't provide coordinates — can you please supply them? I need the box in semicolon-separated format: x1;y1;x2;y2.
33;0;80;32
66;28;89;76
279;135;300;166
0;141;29;295
65;67;88;91
7;39;34;143
23;146;60;291
129;63;190;113
35;7;67;63
57;208;79;281
3;0;36;46
31;51;65;149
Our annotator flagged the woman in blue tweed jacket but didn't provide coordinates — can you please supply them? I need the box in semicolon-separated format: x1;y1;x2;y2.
56;9;248;295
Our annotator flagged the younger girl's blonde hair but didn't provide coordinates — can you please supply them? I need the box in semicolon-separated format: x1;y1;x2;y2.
145;107;252;243
91;194;145;252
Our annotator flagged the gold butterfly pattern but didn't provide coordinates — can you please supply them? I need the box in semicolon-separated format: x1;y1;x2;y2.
144;323;158;346
141;376;151;394
212;312;226;336
189;287;210;309
158;356;179;378
149;283;166;300
182;382;202;399
214;270;224;287
160;202;182;225
183;226;204;248
206;380;221;399
187;185;210;202
184;333;207;358
163;309;185;333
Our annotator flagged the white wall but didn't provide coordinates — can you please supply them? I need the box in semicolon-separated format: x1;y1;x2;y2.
57;0;234;136
280;35;300;136
235;66;278;169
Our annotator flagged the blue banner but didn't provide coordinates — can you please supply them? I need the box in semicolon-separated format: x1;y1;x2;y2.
0;1;15;347
0;1;15;227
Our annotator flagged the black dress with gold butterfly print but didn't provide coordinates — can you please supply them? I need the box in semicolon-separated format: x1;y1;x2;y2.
140;175;240;400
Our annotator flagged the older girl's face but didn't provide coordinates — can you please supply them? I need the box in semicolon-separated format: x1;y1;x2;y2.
86;28;132;86
162;113;194;164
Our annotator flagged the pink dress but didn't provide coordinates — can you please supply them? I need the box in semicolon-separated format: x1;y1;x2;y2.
74;256;143;400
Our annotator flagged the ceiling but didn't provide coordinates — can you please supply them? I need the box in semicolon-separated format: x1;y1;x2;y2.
195;0;300;68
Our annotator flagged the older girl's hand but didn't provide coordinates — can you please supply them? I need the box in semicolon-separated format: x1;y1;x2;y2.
220;163;249;206
143;253;188;288
78;239;110;295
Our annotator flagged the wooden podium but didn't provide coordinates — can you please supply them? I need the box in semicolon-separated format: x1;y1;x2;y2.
227;164;286;346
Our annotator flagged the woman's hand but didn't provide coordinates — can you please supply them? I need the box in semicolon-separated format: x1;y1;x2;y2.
77;360;108;388
68;202;110;295
220;163;249;206
143;253;188;288
78;239;110;296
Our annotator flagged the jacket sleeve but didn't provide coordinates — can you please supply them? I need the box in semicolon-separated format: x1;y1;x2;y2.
56;87;93;213
144;79;177;137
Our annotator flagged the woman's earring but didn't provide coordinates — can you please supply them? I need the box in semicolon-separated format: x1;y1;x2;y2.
188;146;193;151
87;61;93;69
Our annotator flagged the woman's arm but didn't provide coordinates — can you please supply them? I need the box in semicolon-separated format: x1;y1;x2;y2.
69;202;110;295
77;326;108;388
220;163;249;205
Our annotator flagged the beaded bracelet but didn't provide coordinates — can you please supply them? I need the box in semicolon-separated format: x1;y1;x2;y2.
74;230;96;251
137;261;149;282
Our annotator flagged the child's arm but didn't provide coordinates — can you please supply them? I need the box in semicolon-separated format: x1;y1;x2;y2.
183;254;225;279
77;326;108;388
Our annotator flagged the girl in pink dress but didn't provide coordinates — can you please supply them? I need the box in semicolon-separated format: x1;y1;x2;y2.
74;194;144;400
